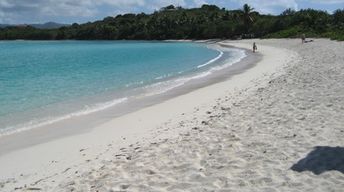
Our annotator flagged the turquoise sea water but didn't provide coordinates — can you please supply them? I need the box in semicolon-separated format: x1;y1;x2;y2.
0;41;245;135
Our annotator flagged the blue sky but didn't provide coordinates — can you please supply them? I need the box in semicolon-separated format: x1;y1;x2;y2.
0;0;343;24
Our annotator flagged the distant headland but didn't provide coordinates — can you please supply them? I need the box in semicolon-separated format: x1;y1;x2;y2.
0;4;343;40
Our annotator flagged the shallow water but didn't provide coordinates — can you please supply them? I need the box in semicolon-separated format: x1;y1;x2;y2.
0;41;245;135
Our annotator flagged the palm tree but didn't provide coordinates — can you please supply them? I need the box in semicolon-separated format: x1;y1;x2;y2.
241;4;255;34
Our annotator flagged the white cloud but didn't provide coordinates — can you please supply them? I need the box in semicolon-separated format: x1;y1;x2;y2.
190;0;208;6
0;0;342;23
231;0;298;14
0;0;209;23
307;0;344;4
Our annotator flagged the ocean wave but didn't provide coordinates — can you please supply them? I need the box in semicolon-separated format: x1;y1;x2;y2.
154;46;225;83
0;97;128;137
141;71;210;97
141;47;246;97
125;81;144;88
209;48;246;72
154;73;173;80
197;49;224;68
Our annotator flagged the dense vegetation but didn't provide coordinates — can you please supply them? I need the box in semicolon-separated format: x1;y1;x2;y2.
0;4;343;40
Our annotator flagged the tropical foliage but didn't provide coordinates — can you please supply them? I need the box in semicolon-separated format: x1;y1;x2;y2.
0;4;343;40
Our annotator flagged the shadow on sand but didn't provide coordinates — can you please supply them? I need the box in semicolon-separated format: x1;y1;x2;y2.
291;146;344;175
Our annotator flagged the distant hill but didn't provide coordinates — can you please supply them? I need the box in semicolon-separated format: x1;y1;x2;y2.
0;24;10;28
0;5;343;41
29;22;69;29
0;22;69;29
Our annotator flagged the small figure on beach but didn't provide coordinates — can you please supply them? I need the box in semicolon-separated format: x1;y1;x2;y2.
253;42;257;53
301;34;306;44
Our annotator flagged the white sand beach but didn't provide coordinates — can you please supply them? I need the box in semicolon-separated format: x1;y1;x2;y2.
0;39;343;191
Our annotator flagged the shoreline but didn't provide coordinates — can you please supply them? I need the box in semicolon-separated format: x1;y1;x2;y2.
0;41;271;188
0;42;256;155
0;40;221;137
4;39;342;191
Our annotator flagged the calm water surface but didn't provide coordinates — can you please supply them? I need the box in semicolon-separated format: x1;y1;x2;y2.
0;41;245;135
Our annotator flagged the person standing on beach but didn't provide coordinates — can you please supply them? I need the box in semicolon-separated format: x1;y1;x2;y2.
253;42;257;52
302;34;306;43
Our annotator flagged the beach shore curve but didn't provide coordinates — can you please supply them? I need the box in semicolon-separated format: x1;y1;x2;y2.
1;39;343;192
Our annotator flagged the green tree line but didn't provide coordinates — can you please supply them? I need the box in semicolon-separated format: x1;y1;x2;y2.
0;4;343;40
